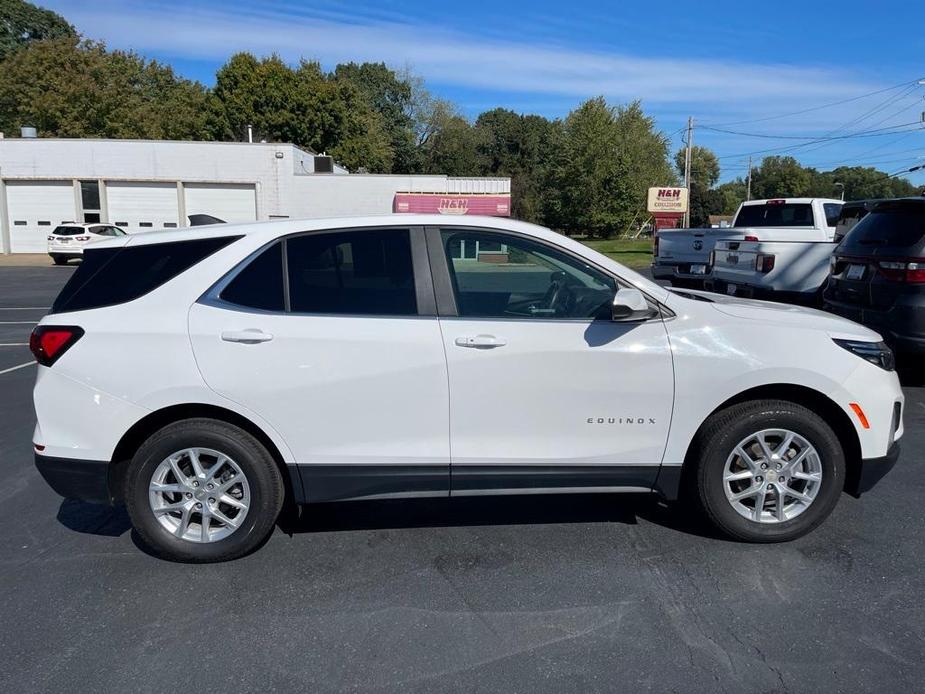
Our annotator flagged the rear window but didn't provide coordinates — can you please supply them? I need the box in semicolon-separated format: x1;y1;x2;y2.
734;203;815;227
53;226;85;236
51;236;240;314
840;202;925;250
833;205;871;243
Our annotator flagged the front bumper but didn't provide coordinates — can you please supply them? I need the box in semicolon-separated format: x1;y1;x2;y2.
846;441;901;497
35;453;113;505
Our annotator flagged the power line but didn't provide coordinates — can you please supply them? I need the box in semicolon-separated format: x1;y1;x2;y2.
703;120;923;141
700;79;922;127
715;123;925;160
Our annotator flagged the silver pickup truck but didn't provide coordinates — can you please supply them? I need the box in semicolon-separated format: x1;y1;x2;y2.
651;225;747;287
707;198;843;304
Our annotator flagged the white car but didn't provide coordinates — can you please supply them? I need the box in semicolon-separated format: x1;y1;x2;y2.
47;223;127;265
31;216;903;562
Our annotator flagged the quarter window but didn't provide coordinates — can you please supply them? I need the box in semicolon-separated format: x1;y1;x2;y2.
286;229;417;315
441;230;616;320
220;242;285;312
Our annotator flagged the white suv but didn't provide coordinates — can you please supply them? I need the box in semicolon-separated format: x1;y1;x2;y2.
47;223;127;265
31;216;904;562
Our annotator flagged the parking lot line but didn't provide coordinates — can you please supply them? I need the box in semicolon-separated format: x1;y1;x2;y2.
0;321;37;325
0;361;35;376
0;307;50;310
0;343;28;346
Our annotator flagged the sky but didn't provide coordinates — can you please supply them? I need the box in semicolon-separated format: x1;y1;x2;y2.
43;0;925;184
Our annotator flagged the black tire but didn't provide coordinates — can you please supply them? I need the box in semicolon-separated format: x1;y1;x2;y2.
52;255;68;265
692;399;844;543
125;418;284;562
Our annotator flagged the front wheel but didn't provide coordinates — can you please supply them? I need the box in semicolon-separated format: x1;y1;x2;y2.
125;418;284;562
693;400;845;542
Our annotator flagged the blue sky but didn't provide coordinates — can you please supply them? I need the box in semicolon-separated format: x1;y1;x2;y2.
45;0;925;184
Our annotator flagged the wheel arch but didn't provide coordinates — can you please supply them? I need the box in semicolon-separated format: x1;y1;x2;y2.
109;403;302;505
674;383;862;499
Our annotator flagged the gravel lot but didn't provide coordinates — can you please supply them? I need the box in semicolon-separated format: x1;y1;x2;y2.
1;264;923;693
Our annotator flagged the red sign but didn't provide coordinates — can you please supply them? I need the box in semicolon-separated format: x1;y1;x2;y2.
653;212;684;230
393;193;511;217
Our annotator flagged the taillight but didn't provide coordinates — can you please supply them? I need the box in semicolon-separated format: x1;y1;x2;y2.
907;262;925;283
47;235;55;241
75;236;91;241
756;254;775;273
877;260;925;283
744;235;759;242
29;326;84;366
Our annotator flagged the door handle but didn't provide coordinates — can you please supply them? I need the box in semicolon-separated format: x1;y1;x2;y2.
455;334;506;348
221;329;273;344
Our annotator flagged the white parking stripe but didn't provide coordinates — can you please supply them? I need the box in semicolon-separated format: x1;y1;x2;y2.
0;321;37;325
0;343;28;346
0;361;35;376
0;307;50;310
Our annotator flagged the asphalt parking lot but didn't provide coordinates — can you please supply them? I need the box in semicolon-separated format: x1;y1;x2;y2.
1;262;924;693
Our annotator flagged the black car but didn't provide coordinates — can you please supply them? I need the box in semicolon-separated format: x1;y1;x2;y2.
824;197;925;355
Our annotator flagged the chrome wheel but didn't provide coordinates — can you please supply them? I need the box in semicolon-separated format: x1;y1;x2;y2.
148;448;251;543
723;429;823;524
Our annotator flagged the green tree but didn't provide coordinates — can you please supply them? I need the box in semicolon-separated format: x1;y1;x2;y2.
548;97;636;238
334;62;417;173
417;113;485;176
823;166;919;200
0;38;214;139
0;0;74;61
674;145;720;188
211;54;392;172
750;156;814;198
716;180;748;215
474;108;562;223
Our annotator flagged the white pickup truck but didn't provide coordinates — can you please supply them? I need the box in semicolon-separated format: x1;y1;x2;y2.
651;225;745;287
705;198;843;304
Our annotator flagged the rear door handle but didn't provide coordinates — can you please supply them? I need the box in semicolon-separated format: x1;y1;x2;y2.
221;329;273;344
455;334;506;348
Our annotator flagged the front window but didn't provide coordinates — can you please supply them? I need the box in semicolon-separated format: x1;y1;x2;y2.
442;230;616;320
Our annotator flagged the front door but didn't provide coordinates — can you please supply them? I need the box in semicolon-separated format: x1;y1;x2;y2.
432;228;674;494
189;227;450;502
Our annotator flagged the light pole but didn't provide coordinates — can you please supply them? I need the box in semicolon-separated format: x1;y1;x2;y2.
833;182;845;201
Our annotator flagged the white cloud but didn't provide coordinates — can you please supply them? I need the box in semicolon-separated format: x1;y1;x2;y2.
53;0;879;109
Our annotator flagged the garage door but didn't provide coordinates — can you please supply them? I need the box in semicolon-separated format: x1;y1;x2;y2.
106;182;179;232
5;181;77;253
185;183;257;224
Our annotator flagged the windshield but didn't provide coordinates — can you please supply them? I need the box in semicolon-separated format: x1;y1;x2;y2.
734;203;815;228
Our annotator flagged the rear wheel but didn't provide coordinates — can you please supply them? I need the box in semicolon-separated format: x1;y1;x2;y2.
692;400;844;542
125;418;284;562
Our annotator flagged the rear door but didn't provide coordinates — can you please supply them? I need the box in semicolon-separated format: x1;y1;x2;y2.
430;226;674;494
188;226;451;502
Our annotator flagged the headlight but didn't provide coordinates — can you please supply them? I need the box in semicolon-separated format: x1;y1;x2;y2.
833;339;895;371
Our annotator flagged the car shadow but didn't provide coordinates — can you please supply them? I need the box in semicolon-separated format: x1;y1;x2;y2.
278;493;726;541
58;492;727;549
56;498;132;537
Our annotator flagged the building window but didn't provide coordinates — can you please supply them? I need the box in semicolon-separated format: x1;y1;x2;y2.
164;222;178;228
13;220;26;226
115;222;128;227
38;221;51;226
139;222;153;228
80;180;102;223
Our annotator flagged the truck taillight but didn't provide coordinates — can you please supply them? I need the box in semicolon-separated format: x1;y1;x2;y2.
756;254;775;273
878;260;925;283
744;235;759;242
29;326;84;366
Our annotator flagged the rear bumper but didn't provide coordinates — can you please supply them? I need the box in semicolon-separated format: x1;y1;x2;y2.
35;453;113;505
706;278;818;305
846;441;901;497
651;262;711;284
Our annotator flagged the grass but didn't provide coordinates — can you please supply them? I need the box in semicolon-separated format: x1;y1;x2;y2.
577;238;653;269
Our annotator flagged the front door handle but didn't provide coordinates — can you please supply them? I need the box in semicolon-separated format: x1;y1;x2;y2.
221;329;273;344
455;334;507;349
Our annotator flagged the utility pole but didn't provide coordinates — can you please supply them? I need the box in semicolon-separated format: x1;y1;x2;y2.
746;155;752;201
683;116;693;228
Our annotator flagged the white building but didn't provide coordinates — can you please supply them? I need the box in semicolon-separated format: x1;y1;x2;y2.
0;138;511;253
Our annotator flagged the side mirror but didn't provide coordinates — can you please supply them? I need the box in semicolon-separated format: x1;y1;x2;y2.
612;288;652;322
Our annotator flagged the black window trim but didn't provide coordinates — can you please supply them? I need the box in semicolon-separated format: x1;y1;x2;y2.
201;225;437;318
424;225;666;322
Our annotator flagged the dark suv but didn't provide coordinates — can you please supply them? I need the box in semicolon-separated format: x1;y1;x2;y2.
824;198;925;354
